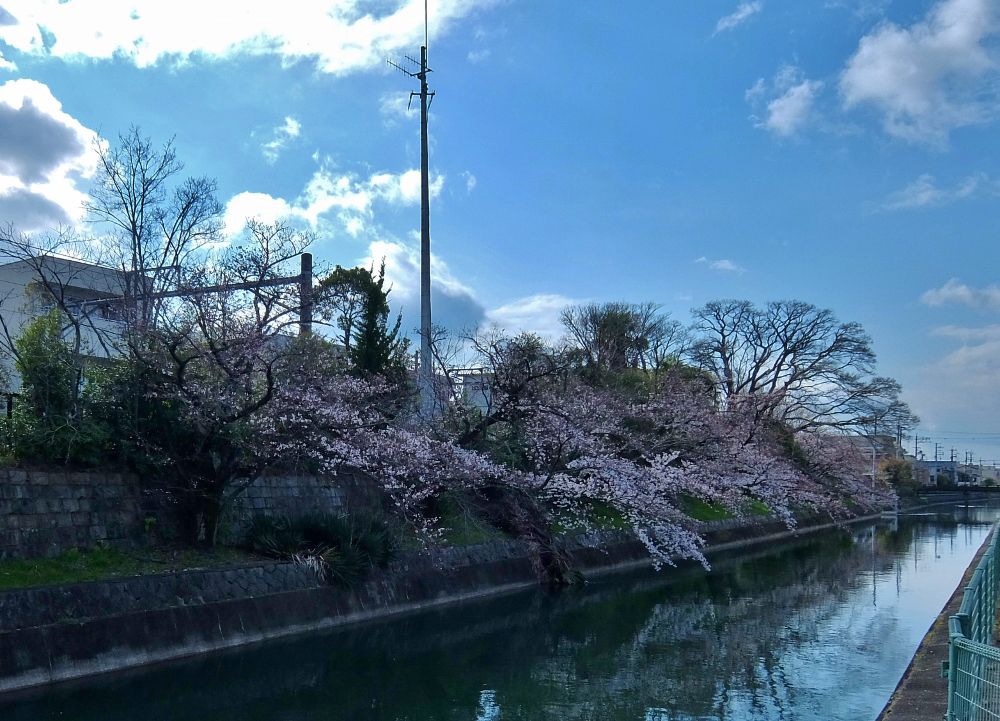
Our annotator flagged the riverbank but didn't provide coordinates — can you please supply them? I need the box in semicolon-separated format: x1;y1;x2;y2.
875;521;996;721
0;505;936;696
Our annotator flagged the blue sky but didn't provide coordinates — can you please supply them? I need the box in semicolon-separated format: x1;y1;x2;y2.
0;0;998;461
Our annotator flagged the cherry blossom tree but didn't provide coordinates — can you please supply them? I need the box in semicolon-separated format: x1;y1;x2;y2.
436;329;895;572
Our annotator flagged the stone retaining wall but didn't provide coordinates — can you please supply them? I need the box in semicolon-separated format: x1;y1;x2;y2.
0;562;323;633
0;468;354;559
0;530;656;694
218;470;369;544
0;517;881;696
0;470;143;559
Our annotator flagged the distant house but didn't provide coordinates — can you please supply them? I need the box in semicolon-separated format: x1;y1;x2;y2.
914;460;958;486
455;368;494;414
917;462;1000;487
960;464;1000;485
0;256;132;388
822;433;904;482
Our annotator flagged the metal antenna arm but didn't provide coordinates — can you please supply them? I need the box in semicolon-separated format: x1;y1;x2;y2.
386;58;418;77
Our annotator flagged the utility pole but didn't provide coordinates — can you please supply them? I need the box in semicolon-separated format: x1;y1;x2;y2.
140;252;313;336
870;419;879;487
298;252;312;336
388;8;436;417
418;44;432;416
935;442;942;462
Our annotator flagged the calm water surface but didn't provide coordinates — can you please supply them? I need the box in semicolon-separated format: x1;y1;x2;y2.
4;503;999;720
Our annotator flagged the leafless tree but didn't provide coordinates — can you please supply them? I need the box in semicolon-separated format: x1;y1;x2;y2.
85;126;223;330
688;299;914;434
560;302;687;375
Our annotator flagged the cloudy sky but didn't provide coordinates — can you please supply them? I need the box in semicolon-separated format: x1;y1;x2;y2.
0;0;998;461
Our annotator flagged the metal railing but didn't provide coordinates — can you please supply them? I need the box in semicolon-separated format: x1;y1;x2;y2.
947;524;1000;720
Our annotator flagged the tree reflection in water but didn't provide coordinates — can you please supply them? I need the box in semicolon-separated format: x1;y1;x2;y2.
3;505;996;721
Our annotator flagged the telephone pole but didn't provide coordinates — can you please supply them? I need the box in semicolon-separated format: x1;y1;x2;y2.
418;44;432;416
140;252;313;335
388;16;436;416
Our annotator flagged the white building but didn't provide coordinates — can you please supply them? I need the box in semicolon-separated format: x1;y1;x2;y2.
0;256;130;388
455;368;494;414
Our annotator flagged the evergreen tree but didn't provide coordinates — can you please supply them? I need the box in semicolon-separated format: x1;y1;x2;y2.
319;262;409;376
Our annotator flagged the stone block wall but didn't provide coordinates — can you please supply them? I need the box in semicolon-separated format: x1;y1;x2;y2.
219;472;353;544
0;468;364;559
0;469;145;559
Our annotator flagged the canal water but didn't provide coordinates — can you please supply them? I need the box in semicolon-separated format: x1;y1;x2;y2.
4;503;999;720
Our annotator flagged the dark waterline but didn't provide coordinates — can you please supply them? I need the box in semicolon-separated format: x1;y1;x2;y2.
4;504;998;720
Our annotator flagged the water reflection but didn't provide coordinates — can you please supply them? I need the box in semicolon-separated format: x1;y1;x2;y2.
4;503;997;721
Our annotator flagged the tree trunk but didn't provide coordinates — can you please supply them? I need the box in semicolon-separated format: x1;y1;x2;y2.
201;495;223;547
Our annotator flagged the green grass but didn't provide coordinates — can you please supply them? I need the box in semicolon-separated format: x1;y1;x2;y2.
0;546;261;592
679;496;774;522
746;499;773;516
680;496;735;522
547;500;632;537
437;507;506;546
585;501;631;531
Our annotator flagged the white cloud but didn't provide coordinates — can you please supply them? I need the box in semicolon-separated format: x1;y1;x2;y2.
824;0;890;21
359;238;486;332
223;161;482;333
461;170;477;193
0;79;97;230
260;116;301;164
379;92;418;125
223;164;444;238
486;293;579;339
362;238;473;300
912;346;1000;432
695;256;747;273
911;324;1000;440
921;279;1000;311
932;324;1000;342
747;65;823;137
222;192;294;238
839;0;1000;145
467;48;491;63
880;172;994;210
714;1;763;35
745;78;766;102
0;0;495;75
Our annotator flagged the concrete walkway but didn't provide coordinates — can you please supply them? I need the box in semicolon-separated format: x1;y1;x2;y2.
876;528;995;721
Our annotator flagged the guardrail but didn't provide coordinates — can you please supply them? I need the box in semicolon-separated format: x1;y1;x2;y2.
947;523;1000;720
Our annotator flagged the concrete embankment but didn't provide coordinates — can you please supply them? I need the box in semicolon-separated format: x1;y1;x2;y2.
876;525;995;721
0;510;891;695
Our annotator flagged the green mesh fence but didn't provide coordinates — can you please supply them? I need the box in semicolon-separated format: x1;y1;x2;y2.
948;524;1000;721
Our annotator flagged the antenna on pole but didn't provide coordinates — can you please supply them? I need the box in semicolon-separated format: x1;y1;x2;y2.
387;8;436;417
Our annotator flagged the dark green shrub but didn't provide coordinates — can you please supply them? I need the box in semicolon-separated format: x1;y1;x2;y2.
246;515;303;557
7;310;112;466
245;512;396;586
